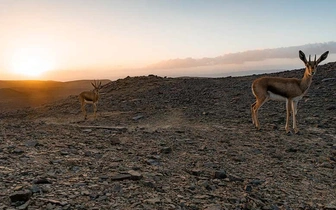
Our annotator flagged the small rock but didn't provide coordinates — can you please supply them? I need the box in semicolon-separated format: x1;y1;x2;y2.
84;151;92;156
331;144;336;150
142;180;156;188
132;115;144;120
128;170;143;180
9;190;32;202
190;169;202;176
214;170;227;179
110;137;121;145
249;179;265;186
99;175;109;181
17;200;30;210
286;147;298;153
81;190;90;196
325;204;336;210
14;186;23;191
244;185;252;192
112;183;123;192
111;174;132;181
160;147;172;154
326;106;336;110
25;141;38;147
145;197;160;204
97;195;107;201
60;150;69;155
82;129;92;133
146;159;160;166
204;204;222;210
228;174;244;182
46;203;55;210
31;185;42;193
33;178;52;184
13;149;24;154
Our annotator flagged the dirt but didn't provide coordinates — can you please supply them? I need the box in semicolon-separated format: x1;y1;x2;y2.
0;62;336;210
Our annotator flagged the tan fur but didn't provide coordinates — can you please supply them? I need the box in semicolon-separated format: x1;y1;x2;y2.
251;50;329;133
79;80;102;120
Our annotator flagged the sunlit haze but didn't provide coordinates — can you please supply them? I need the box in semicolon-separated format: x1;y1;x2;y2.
0;0;335;81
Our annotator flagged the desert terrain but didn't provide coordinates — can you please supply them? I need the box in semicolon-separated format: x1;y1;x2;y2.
0;62;335;209
0;80;111;111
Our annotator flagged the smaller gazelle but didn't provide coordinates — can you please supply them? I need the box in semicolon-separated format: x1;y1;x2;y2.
79;80;102;120
251;50;329;133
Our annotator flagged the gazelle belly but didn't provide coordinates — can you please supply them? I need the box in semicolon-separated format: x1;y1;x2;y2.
268;91;287;101
84;99;94;104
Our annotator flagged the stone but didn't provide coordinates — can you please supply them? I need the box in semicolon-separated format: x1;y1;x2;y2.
160;147;172;154
244;184;252;192
9;190;32;202
33;178;52;184
17;201;30;210
128;170;143;180
111;174;132;181
214;170;227;179
110;137;121;145
132;115;144;120
13;149;24;154
204;204;222;210
146;159;160;166
25;141;38;147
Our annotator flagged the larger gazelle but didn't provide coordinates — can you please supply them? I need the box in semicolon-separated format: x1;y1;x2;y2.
79;80;102;120
251;50;329;133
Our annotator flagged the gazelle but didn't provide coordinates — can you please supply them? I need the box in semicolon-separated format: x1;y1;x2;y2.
79;80;102;120
251;50;329;133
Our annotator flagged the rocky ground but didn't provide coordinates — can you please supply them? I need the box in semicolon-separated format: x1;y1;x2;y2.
0;62;336;210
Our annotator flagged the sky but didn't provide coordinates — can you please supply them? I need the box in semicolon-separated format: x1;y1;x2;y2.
0;0;335;81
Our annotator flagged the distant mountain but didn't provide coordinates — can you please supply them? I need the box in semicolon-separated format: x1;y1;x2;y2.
0;79;110;111
146;41;336;70
0;88;28;99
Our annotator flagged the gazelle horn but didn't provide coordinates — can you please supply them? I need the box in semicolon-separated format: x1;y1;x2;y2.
309;55;311;62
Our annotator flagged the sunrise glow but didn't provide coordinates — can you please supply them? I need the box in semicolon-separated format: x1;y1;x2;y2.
10;47;55;77
0;1;334;81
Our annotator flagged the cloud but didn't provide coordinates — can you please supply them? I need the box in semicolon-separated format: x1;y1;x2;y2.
146;41;336;69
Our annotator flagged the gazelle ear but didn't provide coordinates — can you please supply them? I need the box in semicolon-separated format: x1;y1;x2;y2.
299;50;307;64
316;51;329;64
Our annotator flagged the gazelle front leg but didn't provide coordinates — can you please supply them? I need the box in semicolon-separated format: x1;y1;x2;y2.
93;103;97;119
292;100;299;133
285;99;292;133
82;105;87;120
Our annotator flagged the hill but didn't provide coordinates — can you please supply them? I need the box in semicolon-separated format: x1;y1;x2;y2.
0;80;110;111
0;63;335;209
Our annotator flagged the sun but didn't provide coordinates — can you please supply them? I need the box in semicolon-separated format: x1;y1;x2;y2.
10;47;55;77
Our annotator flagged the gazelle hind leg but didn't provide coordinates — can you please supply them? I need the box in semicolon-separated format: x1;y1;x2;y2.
252;97;268;130
251;102;256;125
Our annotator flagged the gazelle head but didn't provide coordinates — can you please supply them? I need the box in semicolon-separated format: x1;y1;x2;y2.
91;80;102;93
299;50;329;76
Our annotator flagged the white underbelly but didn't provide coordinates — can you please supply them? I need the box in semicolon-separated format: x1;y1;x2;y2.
268;91;287;101
268;91;304;102
84;100;95;104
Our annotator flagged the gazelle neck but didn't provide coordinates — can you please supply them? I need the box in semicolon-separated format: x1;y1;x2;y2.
300;68;313;92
